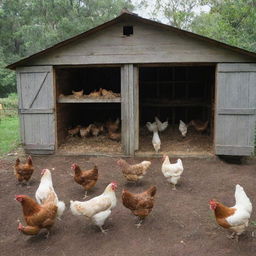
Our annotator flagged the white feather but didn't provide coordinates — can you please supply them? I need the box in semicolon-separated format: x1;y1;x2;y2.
91;209;112;228
179;120;188;137
226;184;252;228
161;157;184;185
35;169;66;218
146;122;158;132
152;130;161;152
155;116;168;132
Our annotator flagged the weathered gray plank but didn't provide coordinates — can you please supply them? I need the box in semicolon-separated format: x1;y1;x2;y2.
17;66;52;72
133;65;139;151
17;66;55;154
19;109;54;114
29;21;255;66
218;63;256;72
215;145;254;156
218;108;256;115
215;63;256;156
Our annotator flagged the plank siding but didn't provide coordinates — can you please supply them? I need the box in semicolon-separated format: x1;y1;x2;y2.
29;21;255;66
215;63;256;156
17;66;55;154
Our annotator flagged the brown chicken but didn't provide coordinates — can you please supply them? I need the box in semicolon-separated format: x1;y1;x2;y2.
122;186;157;227
80;124;92;138
88;88;103;98
14;156;34;186
72;89;83;98
117;159;151;182
71;163;98;198
105;118;120;133
16;193;58;238
68;125;81;136
108;131;121;141
91;123;104;137
188;120;209;133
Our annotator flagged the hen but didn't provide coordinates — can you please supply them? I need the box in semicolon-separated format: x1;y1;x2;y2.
154;116;168;132
117;159;151;183
108;131;121;141
68;125;81;136
152;129;161;153
35;169;65;219
161;155;184;190
14;156;34;186
71;163;98;198
189;120;209;133
122;186;157;227
91;123;104;137
80;125;92;138
146;121;157;132
179;120;188;138
16;194;58;238
70;182;117;233
105;118;120;133
72;89;83;98
209;184;252;241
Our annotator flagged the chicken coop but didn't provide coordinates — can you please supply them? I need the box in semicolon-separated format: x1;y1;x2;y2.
7;11;256;156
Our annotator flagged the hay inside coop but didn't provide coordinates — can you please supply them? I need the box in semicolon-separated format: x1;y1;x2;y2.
138;65;215;155
55;66;122;154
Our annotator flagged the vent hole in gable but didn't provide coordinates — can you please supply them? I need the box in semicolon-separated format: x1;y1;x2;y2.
123;26;133;36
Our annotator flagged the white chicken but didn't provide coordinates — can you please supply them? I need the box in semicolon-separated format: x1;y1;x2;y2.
146;121;158;132
152;129;161;153
35;169;66;219
179;120;188;137
161;155;184;190
70;182;117;233
209;184;252;241
154;116;168;132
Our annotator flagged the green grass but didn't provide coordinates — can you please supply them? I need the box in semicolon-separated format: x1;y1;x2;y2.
0;115;20;155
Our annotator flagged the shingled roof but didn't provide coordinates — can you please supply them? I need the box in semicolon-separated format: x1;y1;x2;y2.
7;11;256;69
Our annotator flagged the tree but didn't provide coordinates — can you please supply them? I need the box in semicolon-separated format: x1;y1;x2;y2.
0;0;134;97
191;0;256;52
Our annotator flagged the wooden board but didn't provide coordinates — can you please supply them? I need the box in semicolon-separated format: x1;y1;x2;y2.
215;63;256;156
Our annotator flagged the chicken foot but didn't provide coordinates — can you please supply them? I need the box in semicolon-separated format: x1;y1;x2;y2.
99;226;108;234
172;184;177;191
227;232;239;242
83;191;88;199
135;218;144;228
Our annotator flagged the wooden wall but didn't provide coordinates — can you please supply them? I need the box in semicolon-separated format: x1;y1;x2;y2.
29;19;255;66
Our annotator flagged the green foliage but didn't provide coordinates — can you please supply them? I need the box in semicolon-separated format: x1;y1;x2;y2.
0;0;134;97
191;0;256;52
0;93;18;110
0;115;20;155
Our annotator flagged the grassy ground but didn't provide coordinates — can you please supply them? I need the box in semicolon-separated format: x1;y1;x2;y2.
0;115;20;155
0;93;19;155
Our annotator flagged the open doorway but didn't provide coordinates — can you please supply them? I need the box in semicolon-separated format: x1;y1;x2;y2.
138;65;215;155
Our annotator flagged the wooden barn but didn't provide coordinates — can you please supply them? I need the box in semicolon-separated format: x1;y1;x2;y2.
7;11;256;156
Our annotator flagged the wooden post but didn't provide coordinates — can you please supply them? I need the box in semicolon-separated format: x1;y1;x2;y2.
121;64;139;155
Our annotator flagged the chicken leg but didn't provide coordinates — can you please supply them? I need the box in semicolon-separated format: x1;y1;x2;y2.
99;226;108;234
135;217;144;228
172;184;177;191
83;191;88;199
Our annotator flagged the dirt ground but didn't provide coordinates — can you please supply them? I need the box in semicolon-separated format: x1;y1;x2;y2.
0;155;256;256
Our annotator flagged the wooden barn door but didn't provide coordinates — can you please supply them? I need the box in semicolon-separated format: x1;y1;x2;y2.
215;63;256;156
17;66;55;154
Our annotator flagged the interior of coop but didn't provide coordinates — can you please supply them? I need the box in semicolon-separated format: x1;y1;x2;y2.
55;65;215;155
138;65;215;155
55;67;122;154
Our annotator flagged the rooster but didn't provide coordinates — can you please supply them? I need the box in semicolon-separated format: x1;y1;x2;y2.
122;186;157;227
117;159;151;183
209;184;252;241
179;120;188;138
35;169;65;219
154;116;168;132
161;155;184;190
70;182;117;233
71;163;98;198
14;156;34;186
16;194;58;238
